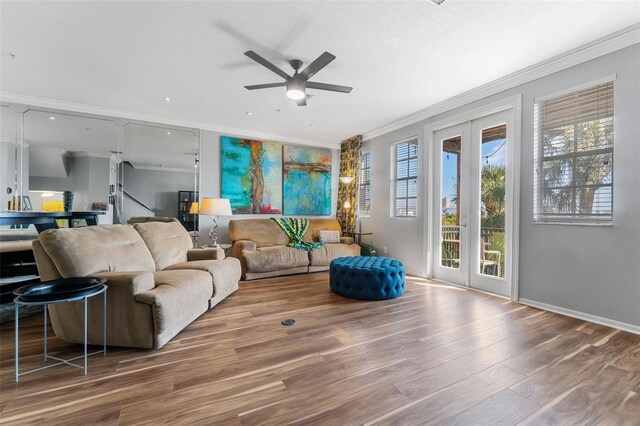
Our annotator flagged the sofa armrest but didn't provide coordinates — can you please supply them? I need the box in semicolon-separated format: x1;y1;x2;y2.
340;236;355;245
91;271;155;296
187;248;225;261
231;240;257;259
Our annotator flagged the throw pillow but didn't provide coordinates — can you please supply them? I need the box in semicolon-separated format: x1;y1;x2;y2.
319;230;340;244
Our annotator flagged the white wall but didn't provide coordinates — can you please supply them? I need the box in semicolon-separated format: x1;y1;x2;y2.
198;130;339;245
363;44;640;328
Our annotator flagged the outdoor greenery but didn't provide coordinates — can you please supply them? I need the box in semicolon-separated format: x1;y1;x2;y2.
542;119;613;215
480;164;506;229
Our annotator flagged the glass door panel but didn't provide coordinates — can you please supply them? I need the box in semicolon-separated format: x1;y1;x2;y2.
432;124;468;285
469;110;512;297
479;124;506;278
441;136;462;270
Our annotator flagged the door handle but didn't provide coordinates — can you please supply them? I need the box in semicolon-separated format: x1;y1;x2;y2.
460;223;467;228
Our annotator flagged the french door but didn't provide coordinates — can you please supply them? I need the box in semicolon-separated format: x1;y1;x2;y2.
431;109;514;297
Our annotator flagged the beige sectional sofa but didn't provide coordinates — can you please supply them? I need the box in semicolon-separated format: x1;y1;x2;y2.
229;218;360;280
32;219;241;349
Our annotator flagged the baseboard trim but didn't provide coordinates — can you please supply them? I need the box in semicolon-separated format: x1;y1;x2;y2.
405;268;424;277
519;298;640;336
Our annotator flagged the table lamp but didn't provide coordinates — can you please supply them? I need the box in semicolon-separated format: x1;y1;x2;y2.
199;198;232;247
188;201;199;214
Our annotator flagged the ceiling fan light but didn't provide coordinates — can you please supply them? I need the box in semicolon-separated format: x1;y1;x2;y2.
286;89;305;100
286;79;306;100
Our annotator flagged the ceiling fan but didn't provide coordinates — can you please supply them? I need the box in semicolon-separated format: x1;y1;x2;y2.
243;50;353;106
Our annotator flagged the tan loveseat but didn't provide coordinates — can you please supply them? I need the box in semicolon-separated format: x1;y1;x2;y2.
32;219;241;349
229;218;360;280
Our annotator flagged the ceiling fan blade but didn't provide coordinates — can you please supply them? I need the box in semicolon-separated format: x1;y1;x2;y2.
296;97;307;106
244;82;286;90
306;81;353;93
299;52;336;80
244;50;290;80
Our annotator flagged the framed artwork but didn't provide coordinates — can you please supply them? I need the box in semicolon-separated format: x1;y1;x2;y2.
220;136;282;214
283;145;332;215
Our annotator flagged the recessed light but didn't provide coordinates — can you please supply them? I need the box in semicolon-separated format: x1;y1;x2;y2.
49;116;55;120
166;131;171;135
164;97;171;102
275;109;280;113
245;112;252;116
309;124;315;128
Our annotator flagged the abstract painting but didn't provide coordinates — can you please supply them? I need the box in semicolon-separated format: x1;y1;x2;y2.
221;136;282;214
283;145;332;215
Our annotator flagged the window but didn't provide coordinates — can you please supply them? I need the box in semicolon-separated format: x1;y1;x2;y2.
392;139;418;217
534;80;614;223
358;151;371;215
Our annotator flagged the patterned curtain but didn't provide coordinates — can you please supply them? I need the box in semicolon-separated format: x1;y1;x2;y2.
337;135;363;234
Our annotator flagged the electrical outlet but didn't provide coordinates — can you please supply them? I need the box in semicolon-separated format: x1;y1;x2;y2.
383;246;388;254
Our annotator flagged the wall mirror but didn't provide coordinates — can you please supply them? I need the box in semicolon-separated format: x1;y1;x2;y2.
0;103;200;241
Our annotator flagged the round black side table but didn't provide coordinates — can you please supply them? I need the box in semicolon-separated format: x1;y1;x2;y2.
13;277;107;383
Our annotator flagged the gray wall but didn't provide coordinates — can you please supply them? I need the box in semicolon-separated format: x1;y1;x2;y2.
198;130;339;245
363;44;640;327
123;163;196;219
30;156;109;211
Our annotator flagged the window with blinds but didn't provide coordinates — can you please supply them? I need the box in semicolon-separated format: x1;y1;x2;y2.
534;80;614;223
358;151;371;215
392;139;418;217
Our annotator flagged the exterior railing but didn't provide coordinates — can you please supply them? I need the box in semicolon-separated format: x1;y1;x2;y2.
440;225;505;276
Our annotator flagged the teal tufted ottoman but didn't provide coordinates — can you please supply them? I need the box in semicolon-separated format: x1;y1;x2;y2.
329;256;405;300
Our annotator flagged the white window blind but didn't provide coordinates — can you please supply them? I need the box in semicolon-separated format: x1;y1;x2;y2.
392;140;418;217
358;151;371;215
534;81;614;223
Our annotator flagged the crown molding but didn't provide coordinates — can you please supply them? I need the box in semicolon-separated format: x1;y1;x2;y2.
0;92;340;149
363;23;640;141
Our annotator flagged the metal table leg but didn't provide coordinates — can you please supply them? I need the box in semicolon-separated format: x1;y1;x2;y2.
103;289;107;356
84;296;88;375
44;304;48;361
15;304;19;383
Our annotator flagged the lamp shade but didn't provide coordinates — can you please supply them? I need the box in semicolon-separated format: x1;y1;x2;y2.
199;198;232;216
339;176;355;184
188;201;199;214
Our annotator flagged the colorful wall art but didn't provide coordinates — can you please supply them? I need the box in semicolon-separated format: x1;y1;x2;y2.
283;145;332;215
221;137;282;214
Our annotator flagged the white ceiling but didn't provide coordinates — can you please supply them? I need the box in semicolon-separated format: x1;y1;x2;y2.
1;1;639;147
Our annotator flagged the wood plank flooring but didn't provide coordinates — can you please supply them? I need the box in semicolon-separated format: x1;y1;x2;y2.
0;273;639;425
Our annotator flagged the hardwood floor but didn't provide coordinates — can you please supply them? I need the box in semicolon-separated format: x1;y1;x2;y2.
1;273;639;425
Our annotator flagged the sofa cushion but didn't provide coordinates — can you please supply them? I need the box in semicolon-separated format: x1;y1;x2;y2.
243;246;310;272
229;219;290;248
133;220;193;271
309;244;361;267
38;224;156;277
166;258;242;297
136;270;212;336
